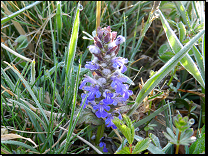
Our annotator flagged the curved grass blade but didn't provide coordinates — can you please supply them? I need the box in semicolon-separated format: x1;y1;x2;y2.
1;67;15;91
1;140;39;153
3;62;49;125
1;1;42;24
1;43;32;62
126;28;205;117
158;9;205;89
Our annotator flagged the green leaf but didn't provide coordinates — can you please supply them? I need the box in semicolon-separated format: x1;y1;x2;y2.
122;115;135;144
74;108;104;125
116;146;130;154
112;117;132;144
179;129;196;145
177;22;186;42
149;133;162;149
189;125;205;154
162;142;173;153
159;9;205;89
7;99;47;131
132;138;151;154
39;62;64;83
134;135;165;154
158;43;175;63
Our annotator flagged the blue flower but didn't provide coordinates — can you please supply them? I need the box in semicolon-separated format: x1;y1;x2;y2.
111;76;127;95
103;91;114;105
99;137;108;152
93;101;110;118
112;57;128;73
84;85;101;101
85;61;99;70
112;96;126;106
105;114;117;129
79;75;97;89
122;84;133;100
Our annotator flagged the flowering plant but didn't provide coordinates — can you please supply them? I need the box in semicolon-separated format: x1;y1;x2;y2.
79;26;133;131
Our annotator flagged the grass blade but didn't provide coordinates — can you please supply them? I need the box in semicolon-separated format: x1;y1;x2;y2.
56;1;62;43
1;1;42;24
133;102;172;128
64;2;81;102
192;45;205;81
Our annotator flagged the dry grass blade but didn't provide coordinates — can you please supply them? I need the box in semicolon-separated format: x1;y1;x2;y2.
96;1;101;34
1;134;37;147
1;43;32;62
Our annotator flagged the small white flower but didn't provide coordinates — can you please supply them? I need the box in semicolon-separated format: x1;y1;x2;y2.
115;35;125;45
88;45;100;54
108;41;116;49
102;68;111;75
97;78;106;86
111;52;115;57
92;56;98;63
101;63;107;67
104;55;111;59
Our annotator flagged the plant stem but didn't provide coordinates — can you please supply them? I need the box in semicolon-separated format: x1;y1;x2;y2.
175;131;181;154
175;144;179;154
130;144;132;154
167;66;177;86
113;129;123;143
